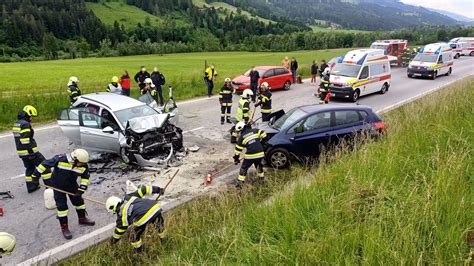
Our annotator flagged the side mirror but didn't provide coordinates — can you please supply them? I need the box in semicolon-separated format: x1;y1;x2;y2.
102;126;114;134
269;116;276;125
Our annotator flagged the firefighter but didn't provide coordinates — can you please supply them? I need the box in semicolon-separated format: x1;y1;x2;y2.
0;232;16;258
67;76;81;105
134;66;151;95
106;76;122;94
255;82;272;122
231;89;253;143
13;105;52;193
204;65;218;97
32;149;95;240
233;121;267;188
219;78;234;125
143;78;155;95
106;184;166;253
319;68;331;104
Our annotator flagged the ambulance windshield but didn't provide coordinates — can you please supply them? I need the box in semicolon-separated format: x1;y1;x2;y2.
331;63;361;78
413;53;437;63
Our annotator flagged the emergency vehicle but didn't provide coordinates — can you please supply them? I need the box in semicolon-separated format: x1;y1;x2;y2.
329;49;391;102
370;40;408;66
449;37;474;58
407;43;453;80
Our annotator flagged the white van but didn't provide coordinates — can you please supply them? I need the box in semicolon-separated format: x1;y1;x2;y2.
329;49;391;102
407;43;453;80
449;37;474;58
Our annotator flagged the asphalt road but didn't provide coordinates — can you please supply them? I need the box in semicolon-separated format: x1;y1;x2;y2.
1;56;473;264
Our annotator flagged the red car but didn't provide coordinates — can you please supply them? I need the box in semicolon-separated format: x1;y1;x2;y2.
232;66;293;92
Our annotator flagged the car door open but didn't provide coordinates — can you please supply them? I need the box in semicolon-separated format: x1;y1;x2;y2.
57;107;89;145
79;111;121;153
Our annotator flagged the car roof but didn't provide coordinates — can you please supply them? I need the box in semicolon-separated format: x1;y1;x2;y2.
79;92;146;111
298;104;372;113
256;66;286;70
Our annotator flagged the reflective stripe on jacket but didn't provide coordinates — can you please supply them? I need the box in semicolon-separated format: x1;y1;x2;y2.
235;128;267;159
236;98;251;122
219;85;233;105
13;113;38;157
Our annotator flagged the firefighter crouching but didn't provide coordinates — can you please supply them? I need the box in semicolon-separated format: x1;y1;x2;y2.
220;78;234;125
231;89;253;143
33;149;95;240
319;68;331;104
67;76;81;105
255;82;272;122
13;105;52;193
106;184;166;253
233;121;267;188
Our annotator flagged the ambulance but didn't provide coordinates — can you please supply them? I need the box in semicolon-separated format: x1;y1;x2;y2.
449;37;474;58
407;43;453;80
329;49;391;102
370;39;408;66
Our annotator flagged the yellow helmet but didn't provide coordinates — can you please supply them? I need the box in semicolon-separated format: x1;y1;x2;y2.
111;76;119;83
23;105;38;117
0;232;16;256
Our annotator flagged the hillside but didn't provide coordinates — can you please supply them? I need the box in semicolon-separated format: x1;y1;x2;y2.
210;0;459;30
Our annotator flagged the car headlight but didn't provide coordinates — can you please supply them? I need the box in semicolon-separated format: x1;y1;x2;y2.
408;65;413;69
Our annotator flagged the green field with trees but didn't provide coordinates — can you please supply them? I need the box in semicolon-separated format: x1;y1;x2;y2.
63;77;473;265
0;49;350;131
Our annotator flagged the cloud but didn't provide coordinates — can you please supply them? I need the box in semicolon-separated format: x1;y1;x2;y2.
400;0;474;18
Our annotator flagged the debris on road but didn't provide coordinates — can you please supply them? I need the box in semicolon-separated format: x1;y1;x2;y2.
188;145;200;152
0;191;14;199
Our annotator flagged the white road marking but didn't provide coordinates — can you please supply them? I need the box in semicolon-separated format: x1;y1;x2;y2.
182;126;204;134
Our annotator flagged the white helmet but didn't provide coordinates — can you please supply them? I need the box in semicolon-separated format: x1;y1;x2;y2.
260;82;269;89
71;148;89;163
242;89;253;98
0;232;16;256
106;196;122;214
322;68;330;75
224;78;231;83
144;78;152;84
69;76;79;83
235;121;246;132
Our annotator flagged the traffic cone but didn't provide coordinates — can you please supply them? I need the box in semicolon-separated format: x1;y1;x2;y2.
205;174;213;186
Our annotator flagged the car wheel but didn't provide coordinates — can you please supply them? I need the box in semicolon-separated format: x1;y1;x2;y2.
470;51;474;56
446;67;452;76
267;148;290;169
431;71;437;80
120;148;132;164
283;81;291;90
379;83;388;94
351;89;360;102
407;73;413;78
454;53;460;59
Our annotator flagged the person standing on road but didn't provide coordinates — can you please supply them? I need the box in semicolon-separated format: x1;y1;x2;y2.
67;76;81;105
233;122;267;188
231;89;254;143
255;82;272;122
134;66;150;95
319;60;328;78
151;67;166;106
319;68;331;104
249;66;260;102
13;105;52;193
106;184;166;254
32;149;95;240
204;65;218;97
290;57;298;84
106;76;122;94
281;56;290;70
311;60;319;83
219;78;234;125
120;71;131;96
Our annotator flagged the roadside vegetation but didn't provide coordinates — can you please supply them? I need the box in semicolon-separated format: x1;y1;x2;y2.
0;49;350;131
63;78;473;264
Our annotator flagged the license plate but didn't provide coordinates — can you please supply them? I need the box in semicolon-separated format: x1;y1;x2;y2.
413;73;421;76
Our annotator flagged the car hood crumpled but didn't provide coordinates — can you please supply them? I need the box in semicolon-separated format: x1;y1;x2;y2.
128;114;170;133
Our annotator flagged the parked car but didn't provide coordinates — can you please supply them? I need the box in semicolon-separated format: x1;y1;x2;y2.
57;92;182;167
259;104;385;169
232;66;292;92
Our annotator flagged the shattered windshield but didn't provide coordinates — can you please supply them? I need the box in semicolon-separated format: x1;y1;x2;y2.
273;108;307;130
115;105;158;128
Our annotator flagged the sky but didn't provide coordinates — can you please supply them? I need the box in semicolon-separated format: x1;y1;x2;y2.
400;0;474;18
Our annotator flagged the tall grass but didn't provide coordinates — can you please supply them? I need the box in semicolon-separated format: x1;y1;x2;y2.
63;78;473;265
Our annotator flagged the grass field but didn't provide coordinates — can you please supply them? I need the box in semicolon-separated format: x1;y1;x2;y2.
0;49;351;131
310;25;372;34
63;78;473;264
192;0;274;24
85;1;163;29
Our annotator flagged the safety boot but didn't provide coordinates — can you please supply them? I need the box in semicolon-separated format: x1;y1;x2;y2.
77;210;95;226
226;118;232;124
61;224;72;240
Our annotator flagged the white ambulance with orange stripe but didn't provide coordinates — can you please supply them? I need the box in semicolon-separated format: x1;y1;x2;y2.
407;43;453;80
329;49;391;102
449;37;474;58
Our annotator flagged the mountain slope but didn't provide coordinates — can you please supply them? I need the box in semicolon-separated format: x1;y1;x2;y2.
426;8;474;23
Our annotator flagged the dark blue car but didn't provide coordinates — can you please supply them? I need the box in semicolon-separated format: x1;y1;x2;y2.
260;104;385;168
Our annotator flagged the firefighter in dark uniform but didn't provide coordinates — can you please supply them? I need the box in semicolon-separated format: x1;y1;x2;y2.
233;122;267;188
67;76;81;105
231;89;254;143
255;82;272;122
106;184;166;253
219;78;234;125
33;149;95;240
13;105;52;193
134;66;151;95
319;68;331;104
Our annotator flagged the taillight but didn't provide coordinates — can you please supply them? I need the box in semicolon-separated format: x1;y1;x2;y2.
373;121;386;130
